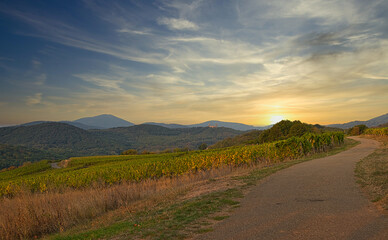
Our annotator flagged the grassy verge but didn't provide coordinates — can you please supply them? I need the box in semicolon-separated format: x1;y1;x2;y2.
47;138;359;240
355;136;388;211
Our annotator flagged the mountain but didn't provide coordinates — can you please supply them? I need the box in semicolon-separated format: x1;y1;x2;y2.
146;120;270;131
93;124;243;151
74;114;134;129
15;115;270;131
0;122;109;150
188;120;270;131
60;121;101;130
20;121;101;130
143;122;188;129
20;121;51;126
327;113;388;129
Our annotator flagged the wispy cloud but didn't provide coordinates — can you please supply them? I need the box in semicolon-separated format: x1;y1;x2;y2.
26;93;42;105
35;73;46;85
1;0;387;125
116;29;152;35
157;17;199;30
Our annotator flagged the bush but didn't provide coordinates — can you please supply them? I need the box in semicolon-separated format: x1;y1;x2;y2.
122;149;138;155
198;143;208;150
348;125;368;135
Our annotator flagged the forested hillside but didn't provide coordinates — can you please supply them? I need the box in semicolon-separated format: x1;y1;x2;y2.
0;123;242;169
210;120;342;148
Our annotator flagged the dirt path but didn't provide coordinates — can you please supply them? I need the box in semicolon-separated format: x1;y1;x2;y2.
196;137;388;240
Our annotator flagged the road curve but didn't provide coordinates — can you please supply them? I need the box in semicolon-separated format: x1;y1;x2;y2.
196;137;388;240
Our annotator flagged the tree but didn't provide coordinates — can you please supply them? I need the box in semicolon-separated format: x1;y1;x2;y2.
348;124;367;135
198;143;208;150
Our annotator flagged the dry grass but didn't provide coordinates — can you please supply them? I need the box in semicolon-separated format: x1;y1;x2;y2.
356;136;388;212
0;139;353;240
0;166;238;240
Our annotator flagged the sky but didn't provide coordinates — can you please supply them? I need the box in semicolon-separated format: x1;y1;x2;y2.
0;0;387;126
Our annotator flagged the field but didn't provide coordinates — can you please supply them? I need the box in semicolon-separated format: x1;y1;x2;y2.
364;127;388;136
0;131;346;239
356;127;388;211
0;132;344;197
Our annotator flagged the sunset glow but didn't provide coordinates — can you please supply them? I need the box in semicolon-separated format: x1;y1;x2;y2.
270;115;284;125
0;1;387;126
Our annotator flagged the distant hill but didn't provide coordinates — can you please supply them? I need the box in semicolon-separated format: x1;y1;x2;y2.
74;114;134;129
14;115;270;131
143;122;188;129
19;120;106;130
60;121;101;130
142;120;270;131
0;123;242;169
20;121;50;126
0;122;111;153
209;130;263;149
188;120;267;131
94;124;242;151
377;122;388;128
327;113;388;129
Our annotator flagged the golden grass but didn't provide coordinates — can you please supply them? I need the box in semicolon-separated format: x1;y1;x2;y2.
0;167;237;240
356;136;388;212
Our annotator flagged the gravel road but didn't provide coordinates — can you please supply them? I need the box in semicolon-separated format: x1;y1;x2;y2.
196;137;388;240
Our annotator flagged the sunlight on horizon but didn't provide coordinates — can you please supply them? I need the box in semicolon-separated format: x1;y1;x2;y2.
270;115;284;125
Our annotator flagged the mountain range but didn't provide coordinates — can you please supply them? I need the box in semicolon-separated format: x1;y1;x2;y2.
144;120;270;131
16;114;269;131
9;112;388;131
326;113;388;129
1;112;387;169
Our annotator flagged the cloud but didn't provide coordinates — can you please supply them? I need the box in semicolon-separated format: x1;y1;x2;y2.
157;17;199;30
35;73;46;85
1;8;164;65
116;29;152;35
31;59;41;68
74;74;124;92
26;93;42;105
1;0;388;125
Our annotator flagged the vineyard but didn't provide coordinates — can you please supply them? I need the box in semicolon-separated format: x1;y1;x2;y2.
0;132;344;197
364;127;388;136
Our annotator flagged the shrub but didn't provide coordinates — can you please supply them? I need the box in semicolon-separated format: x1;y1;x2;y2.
122;149;138;155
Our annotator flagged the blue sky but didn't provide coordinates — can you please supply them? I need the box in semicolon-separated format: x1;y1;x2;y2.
0;0;387;126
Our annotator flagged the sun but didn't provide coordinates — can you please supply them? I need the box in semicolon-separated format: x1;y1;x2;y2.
270;115;284;124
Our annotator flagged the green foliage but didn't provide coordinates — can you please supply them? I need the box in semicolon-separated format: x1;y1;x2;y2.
122;149;138;155
0;132;344;197
211;120;335;149
364;127;388;136
0;123;242;169
198;143;208;150
348;124;368;135
258;120;314;143
209;130;262;149
0;144;56;169
173;147;190;153
0;160;51;182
